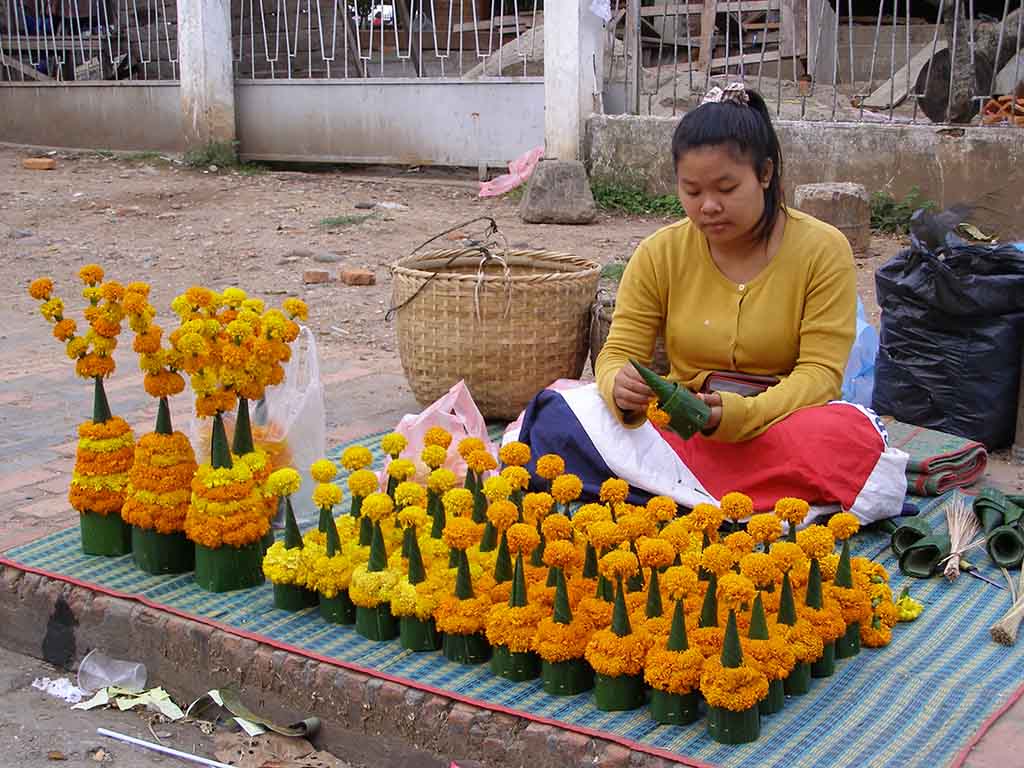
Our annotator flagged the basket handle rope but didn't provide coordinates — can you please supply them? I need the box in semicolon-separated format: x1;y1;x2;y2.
385;216;513;323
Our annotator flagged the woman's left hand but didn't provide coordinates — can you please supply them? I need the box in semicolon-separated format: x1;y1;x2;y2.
697;392;723;433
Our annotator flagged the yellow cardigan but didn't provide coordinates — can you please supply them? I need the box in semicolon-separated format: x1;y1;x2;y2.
595;209;857;443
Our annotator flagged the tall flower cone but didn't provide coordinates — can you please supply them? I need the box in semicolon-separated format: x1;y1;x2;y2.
700;572;719;628
703;608;764;744
612;576;632;638
749;593;785;715
833;537;864;659
539;567;594;696
93;375;113;424
588;573;646;711
283;498;303;550
154;396;172;436
668;598;689;651
396;527;438;651
806;558;838;678
583;541;598;578
368;521;388;573
455;549;474;600
630;360;710;439
646;567;663;618
316;513;356;625
553;568;573;624
266;494;317;612
778;572;797;626
210;412;232;470
721;609;743;669
779;571;811;696
530;527;546;567
480;520;498;552
806;558;823;610
493;532;513;583
231;397;255;456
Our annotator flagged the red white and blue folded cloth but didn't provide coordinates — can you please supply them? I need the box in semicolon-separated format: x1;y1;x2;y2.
503;381;909;526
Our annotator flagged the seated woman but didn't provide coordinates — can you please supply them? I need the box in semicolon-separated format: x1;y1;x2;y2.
514;84;908;525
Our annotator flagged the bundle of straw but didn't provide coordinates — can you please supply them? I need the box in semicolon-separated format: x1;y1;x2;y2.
940;496;984;581
991;567;1024;646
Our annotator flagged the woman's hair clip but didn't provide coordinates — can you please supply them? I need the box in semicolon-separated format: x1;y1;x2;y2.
701;82;750;106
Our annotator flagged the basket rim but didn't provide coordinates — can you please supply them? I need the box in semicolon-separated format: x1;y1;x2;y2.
391;247;601;284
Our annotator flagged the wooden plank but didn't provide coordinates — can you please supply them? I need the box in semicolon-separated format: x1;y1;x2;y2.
709;48;781;68
625;0;641;113
862;39;947;109
697;0;719;79
1;35;106;51
0;50;53;81
639;0;772;15
780;0;806;57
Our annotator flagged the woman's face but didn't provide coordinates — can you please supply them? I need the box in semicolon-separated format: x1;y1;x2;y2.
675;144;772;247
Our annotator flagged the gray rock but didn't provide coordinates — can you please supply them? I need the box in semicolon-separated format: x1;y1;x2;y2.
12;228;33;239
354;202;376;210
284;248;313;259
313;250;344;263
520;160;597;225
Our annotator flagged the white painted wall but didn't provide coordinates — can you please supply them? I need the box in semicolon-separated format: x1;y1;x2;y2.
177;0;236;148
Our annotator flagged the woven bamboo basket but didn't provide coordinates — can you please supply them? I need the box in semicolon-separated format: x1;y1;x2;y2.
391;247;601;420
589;293;671;376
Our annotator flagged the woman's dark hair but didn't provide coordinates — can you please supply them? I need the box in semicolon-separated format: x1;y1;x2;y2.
671;88;784;242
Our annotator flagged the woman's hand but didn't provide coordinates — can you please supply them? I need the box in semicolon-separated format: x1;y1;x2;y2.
613;365;654;413
697;392;723;433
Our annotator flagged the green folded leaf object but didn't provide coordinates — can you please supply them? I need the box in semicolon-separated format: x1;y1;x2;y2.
973;488;1023;534
630;360;710;440
898;533;951;578
891;517;933;558
986;524;1024;570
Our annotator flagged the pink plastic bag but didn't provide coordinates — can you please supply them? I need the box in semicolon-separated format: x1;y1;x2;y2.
386;379;497;483
478;146;544;198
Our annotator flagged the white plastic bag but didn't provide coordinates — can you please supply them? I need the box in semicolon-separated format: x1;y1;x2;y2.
254;325;326;528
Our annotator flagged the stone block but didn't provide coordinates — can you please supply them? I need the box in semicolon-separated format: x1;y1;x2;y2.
794;182;872;255
23;157;56;171
520;160;597;225
339;268;376;286
303;270;331;284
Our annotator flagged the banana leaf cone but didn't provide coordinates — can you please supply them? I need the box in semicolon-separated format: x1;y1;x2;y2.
368;520;388;572
430;497;446;540
594;576;645;712
749;594;783;714
627;542;645;593
491;553;540;680
319;590;356;624
650;599;700;725
132;527;193;575
974;488;1023;535
480;520;498;552
891;517;932;557
699;532;712;580
426;491;443;533
355;602;398;641
582;542;598;578
494;533;513;584
472;484;487;525
803;557;835;678
81;376;132;556
775;572;810;695
530;524;546;567
898;533;952;578
630;360;710;439
833;539;861;659
699;572;719;628
646;567;663;618
987;524;1024;569
707;609;761;743
231;397;255;456
350;494;364;520
541;570;594;695
272;500;317;610
399;528;440;650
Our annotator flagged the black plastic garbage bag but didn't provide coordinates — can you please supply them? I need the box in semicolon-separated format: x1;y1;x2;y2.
872;217;1024;448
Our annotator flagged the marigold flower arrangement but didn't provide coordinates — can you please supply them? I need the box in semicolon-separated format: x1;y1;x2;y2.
644;564;704;724
550;473;583;516
826;512;873;659
775;497;811;540
436;516;492;664
262;468;320;612
585;551;648;711
795;523;846;679
390;502;443;652
350;490;401;641
29;266;136;556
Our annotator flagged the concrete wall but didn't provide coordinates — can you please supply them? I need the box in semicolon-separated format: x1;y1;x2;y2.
586;114;1024;238
235;78;544;167
0;83;184;152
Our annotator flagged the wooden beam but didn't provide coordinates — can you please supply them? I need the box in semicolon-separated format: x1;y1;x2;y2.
625;0;641;113
640;1;772;16
0;51;53;81
697;0;719;82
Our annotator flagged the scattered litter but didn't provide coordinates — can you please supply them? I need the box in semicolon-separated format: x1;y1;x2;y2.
958;222;996;242
73;686;185;721
87;747;111;763
98;728;232;768
375;201;408;211
46;750;67;761
187;689;318;738
77;649;147;693
32;676;87;704
214;732;345;768
478;146;543;198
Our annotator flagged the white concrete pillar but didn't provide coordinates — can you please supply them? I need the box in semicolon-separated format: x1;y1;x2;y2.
177;0;236;151
544;1;606;161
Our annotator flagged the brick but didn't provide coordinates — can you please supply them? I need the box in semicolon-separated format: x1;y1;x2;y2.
0;467;57;495
339;268;376;286
23;157;56;171
446;703;477;740
303;270;331;284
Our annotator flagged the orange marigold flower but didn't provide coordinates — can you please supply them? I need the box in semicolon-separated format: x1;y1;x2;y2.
487;500;519;531
456;437;485;460
542;539;579;569
769;541;805;574
52;318;76;342
662;565;699;600
466;449;497;475
796;525;834;561
598;549;639;581
423;426;453;449
443;516;482;551
29;277;54;300
535;454;565;481
79;264;104;285
599;478;630;506
700;543;735;577
739;552;780;588
500;465;531;492
541;513;573;542
690;502;724;534
775;497;811;527
100;281;125;303
499;441;531;467
550;474;583;505
506;522;541;555
724;530;756;558
523;492;555;522
647;495;678;523
720;491;754;522
646;400;671;429
827;512;860;541
747;513;783;545
637;536;675;570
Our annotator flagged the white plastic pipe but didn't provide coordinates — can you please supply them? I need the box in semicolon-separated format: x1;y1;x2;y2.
97;728;235;768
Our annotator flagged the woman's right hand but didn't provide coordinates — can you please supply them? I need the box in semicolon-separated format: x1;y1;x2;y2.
613;364;654;414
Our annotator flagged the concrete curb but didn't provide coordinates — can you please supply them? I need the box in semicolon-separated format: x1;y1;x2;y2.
0;564;682;768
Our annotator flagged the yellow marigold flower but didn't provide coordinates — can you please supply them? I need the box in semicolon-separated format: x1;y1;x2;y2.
398;505;429;530
739;552;779;588
313;483;343;511
347;469;378;498
500;465;531;492
220;287;247;307
487;500;519;531
507;522;541;555
29;277;53;300
79;264;104;285
701;543;735;577
424;426;453;449
618;511;655;542
100;281;125;303
282;297;308;321
724;530;756;558
184;285;214;307
717;572;756;609
550;474;583;505
599;478;630;506
542;540;578;569
381;432;408;458
39;297;65;322
466;449;497;475
747;513;783;545
770;541;805;574
690;502;724;534
659;519;691;554
482;476;512;502
427;468;457;495
421;444;447;470
828;512;860;541
720;491;754;522
820;553;840;581
361;492;394;522
796;524;834;560
442;488;474;517
52;318;76;342
387;458;416;482
647;495;678;523
457;437;485;460
541;514;573;542
443;516;481;551
310;459;338;483
523;492;555;522
67;337;89;360
637;537;675;569
266;467;302;497
395;481;426;509
588;520;624;552
700;660;769;712
340;445;373;472
585;628;647;677
499;441;531;467
646;399;670;429
663;565;699;600
775;497;811;527
599;550;640;581
535;454;565;480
